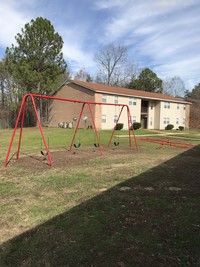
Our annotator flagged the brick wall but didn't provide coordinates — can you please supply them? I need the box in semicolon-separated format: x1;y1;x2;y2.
49;83;99;129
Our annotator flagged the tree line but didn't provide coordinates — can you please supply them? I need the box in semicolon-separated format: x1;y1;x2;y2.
0;17;199;128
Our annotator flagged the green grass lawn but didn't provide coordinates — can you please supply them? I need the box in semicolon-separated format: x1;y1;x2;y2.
0;127;159;162
0;127;200;266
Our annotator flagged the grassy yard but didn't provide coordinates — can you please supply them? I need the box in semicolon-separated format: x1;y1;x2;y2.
0;127;200;266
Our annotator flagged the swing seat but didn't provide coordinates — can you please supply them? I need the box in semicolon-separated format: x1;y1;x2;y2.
94;143;99;147
114;142;119;146
41;150;48;156
74;143;81;148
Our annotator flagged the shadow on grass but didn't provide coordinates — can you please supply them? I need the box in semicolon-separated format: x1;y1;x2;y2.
1;146;200;267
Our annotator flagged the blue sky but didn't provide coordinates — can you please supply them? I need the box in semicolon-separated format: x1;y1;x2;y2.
0;0;200;90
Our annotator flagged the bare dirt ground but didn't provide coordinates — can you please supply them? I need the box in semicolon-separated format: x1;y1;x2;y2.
8;146;137;171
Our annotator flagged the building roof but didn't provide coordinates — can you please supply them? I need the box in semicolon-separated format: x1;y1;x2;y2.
66;80;191;104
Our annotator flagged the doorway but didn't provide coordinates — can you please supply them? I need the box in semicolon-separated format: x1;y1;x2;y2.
141;115;148;129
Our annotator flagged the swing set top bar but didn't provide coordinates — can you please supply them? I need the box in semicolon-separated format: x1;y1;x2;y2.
3;93;138;169
28;93;130;107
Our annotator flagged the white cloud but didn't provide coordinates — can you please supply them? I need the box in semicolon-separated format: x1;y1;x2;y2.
97;0;200;88
0;0;43;52
58;25;95;73
0;1;28;47
94;0;129;9
101;0;199;40
62;42;94;72
0;0;199;89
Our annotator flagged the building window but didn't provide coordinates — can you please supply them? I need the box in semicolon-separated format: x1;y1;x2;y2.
163;117;170;125
177;104;179;109
183;105;186;110
114;96;118;104
102;115;106;123
183;118;185;125
129;97;137;105
176;118;179;125
164;102;170;109
132;116;136;123
114;115;118;123
102;94;107;103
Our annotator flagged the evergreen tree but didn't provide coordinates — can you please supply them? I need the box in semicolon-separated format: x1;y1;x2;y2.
127;68;163;93
187;83;200;99
5;17;67;95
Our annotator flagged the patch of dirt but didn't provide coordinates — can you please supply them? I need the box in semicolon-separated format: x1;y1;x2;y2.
7;146;136;172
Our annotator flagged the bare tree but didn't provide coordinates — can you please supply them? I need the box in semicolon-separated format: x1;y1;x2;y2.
74;68;92;82
94;43;135;86
163;76;185;97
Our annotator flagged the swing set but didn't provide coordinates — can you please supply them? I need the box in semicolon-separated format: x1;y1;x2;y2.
3;93;138;168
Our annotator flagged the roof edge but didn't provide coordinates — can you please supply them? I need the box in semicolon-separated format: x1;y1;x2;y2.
63;80;192;105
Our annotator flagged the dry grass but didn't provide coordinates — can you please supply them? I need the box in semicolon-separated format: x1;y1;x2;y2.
0;128;200;266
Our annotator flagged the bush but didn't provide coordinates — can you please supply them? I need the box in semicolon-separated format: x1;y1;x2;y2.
179;126;184;131
131;122;141;130
165;124;174;130
115;123;124;130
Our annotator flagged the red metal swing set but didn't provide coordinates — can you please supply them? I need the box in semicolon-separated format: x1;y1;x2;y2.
4;93;138;168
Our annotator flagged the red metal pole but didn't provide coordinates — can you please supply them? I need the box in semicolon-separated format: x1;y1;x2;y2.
16;101;26;159
30;95;53;166
70;103;85;151
3;95;27;168
4;93;139;169
127;106;138;151
127;107;132;148
87;103;103;155
107;106;124;147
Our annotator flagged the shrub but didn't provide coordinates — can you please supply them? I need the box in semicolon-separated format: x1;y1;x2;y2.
165;124;174;130
132;122;141;130
115;123;124;130
179;126;184;131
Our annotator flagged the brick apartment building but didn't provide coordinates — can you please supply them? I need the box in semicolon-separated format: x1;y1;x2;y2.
48;80;191;130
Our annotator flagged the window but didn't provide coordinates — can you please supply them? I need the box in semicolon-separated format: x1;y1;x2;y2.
114;115;118;123
164;102;170;109
183;118;185;125
132;116;136;123
102;115;106;123
177;104;179;110
133;98;137;105
163;117;170;125
183;105;186;110
176;118;179;125
102;94;107;103
114;96;118;104
129;97;137;105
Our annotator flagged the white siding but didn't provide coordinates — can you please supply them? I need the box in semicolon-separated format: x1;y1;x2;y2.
160;101;187;129
99;93;188;130
101;94;141;130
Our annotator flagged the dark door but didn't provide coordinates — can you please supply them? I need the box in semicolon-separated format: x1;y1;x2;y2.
141;115;148;129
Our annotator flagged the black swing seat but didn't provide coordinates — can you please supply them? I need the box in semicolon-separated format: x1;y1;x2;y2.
114;142;119;146
94;143;99;147
41;150;48;156
74;143;81;148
